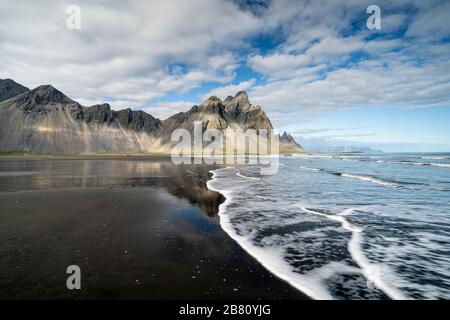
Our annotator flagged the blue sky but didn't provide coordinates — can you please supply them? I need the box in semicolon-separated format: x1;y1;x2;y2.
1;0;450;151
287;107;450;152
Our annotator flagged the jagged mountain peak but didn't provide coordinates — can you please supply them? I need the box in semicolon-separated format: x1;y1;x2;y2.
203;95;222;103
20;84;75;105
200;95;222;107
278;131;305;153
234;90;248;100
223;90;254;113
223;91;248;104
0;78;29;102
281;131;290;139
198;96;225;115
196;91;254;114
224;90;249;104
280;131;296;142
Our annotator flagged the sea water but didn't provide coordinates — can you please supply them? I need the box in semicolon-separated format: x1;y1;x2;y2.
207;153;450;299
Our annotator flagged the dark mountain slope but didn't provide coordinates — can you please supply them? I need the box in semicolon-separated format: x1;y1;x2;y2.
0;78;29;102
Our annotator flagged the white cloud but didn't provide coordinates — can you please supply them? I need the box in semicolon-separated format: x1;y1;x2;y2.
248;54;310;78
1;0;450;134
0;0;261;105
405;1;450;39
247;35;365;81
242;0;450;126
249;57;450;127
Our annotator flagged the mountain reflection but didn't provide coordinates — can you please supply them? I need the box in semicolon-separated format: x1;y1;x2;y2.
0;158;224;217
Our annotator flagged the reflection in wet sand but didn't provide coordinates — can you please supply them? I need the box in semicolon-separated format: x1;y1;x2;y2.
0;158;305;299
0;159;224;217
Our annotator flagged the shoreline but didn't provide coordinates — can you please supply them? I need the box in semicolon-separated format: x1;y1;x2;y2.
207;167;317;299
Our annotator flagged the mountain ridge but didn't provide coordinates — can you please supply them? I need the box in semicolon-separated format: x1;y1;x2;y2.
0;79;304;154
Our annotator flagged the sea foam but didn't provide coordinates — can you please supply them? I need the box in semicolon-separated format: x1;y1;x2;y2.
206;154;450;299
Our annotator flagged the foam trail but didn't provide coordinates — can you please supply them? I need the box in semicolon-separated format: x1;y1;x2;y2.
299;166;321;171
300;166;401;188
207;168;336;300
341;173;400;187
236;172;260;180
429;163;450;168
207;153;450;299
296;205;409;300
421;156;450;160
396;161;450;168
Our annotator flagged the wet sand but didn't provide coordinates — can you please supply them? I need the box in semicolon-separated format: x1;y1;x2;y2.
0;156;307;299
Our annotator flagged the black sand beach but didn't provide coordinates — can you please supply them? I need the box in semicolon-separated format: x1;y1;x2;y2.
0;156;306;299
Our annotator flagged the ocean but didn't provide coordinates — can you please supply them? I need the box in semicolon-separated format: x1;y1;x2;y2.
207;153;450;300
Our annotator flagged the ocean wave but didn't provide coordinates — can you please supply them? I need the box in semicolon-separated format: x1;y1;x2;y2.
299;166;321;171
421;156;450;160
236;172;260;180
340;173;401;187
299;166;401;187
298;155;450;170
429;163;450;168
411;162;450;168
358;158;450;169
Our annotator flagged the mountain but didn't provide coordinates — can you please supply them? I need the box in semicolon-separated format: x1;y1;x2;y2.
161;91;305;154
0;84;164;153
278;132;305;154
160;91;273;143
0;79;29;102
0;79;304;154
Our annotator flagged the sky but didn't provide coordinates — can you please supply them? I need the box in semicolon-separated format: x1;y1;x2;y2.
1;0;450;152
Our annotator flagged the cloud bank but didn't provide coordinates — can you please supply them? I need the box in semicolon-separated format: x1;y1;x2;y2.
1;0;449;131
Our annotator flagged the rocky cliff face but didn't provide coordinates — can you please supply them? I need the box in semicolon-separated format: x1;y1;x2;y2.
113;108;162;134
0;79;304;154
160;91;273;143
0;84;164;153
80;104;162;134
223;91;273;131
